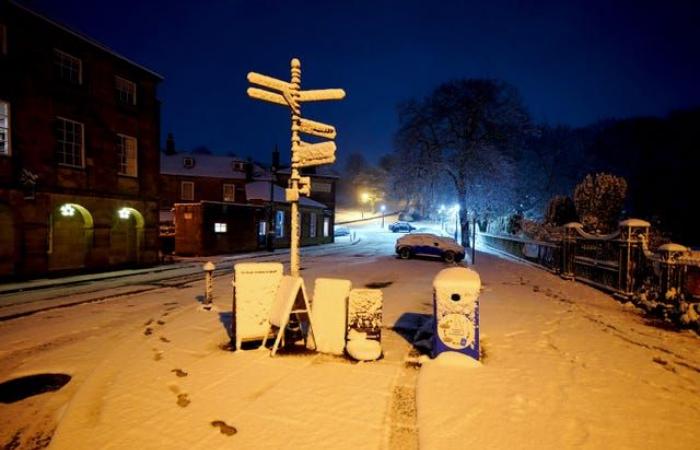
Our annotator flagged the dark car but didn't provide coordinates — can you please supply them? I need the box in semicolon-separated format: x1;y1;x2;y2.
395;233;465;263
334;225;351;237
388;221;416;233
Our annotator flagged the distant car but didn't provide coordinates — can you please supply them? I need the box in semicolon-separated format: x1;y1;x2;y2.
395;233;465;263
388;221;416;233
334;225;351;237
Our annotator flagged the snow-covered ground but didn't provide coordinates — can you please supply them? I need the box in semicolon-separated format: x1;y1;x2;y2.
0;217;698;449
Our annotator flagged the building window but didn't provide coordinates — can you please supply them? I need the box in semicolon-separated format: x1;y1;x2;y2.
214;222;227;233
275;210;285;238
231;161;245;171
115;76;137;105
0;101;9;155
117;134;137;176
323;217;330;237
309;212;317;238
183;157;195;168
223;184;235;202
0;24;7;55
181;181;194;200
313;181;332;193
56;117;84;167
258;221;267;237
54;49;82;84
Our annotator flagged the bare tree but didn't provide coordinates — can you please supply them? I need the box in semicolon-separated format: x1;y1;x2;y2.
393;79;531;246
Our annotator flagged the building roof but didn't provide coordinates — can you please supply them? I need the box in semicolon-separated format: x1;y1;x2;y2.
161;153;265;179
246;181;327;209
10;1;164;80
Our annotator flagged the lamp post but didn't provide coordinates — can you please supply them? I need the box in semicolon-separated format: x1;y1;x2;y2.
361;192;370;219
380;204;386;228
453;204;460;242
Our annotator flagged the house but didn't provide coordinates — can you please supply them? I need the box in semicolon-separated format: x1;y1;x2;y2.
0;1;163;277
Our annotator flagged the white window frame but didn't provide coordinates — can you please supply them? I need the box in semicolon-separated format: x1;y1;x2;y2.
181;181;194;201
223;183;235;202
0;100;9;156
56;116;84;167
183;157;195;168
214;222;227;233
117;133;138;176
323;217;330;237
309;212;317;238
313;181;332;193
54;49;82;84
232;161;244;171
115;76;137;105
275;210;285;238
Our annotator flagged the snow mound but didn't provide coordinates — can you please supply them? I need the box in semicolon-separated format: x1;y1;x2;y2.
346;331;382;361
429;351;481;369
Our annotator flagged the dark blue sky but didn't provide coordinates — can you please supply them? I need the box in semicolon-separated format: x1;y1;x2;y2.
28;0;700;165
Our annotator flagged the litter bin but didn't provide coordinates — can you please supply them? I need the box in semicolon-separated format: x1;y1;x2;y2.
432;267;481;360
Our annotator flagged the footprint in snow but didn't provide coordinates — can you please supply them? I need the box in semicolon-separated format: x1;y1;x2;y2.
157;320;166;326
160;336;171;343
144;327;153;336
153;349;164;361
211;420;237;436
171;369;188;377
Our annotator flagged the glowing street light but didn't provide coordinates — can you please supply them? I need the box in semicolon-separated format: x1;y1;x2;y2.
118;208;131;219
60;204;75;217
360;192;370;219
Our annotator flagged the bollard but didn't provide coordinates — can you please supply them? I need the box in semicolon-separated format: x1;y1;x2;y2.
203;261;216;305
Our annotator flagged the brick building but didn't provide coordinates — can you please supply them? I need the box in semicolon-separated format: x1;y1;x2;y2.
0;2;163;277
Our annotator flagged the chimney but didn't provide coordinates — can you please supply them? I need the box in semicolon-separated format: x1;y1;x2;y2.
165;133;176;155
245;157;254;182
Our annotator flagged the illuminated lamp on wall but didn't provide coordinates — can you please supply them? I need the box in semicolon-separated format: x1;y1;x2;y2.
118;207;131;219
60;204;76;217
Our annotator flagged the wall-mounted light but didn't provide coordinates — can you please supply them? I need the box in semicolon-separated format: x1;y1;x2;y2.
60;204;75;217
118;208;131;219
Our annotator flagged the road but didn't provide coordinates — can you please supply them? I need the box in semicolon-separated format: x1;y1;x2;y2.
1;217;698;449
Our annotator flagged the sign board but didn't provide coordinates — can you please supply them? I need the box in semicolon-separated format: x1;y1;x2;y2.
269;276;305;328
247;72;292;92
312;278;351;355
299;118;337;139
432;267;481;360
299;89;346;102
347;289;382;341
295;141;336;168
233;262;283;349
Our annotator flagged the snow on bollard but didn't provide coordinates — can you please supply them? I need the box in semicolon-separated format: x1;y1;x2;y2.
312;278;351;355
432;267;481;361
203;261;216;307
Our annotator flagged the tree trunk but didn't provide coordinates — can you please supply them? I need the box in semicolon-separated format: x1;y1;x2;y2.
460;209;470;248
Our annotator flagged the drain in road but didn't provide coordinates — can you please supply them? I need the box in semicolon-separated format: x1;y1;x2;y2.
0;373;71;403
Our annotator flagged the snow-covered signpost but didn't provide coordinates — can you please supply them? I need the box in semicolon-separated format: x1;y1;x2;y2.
247;58;345;277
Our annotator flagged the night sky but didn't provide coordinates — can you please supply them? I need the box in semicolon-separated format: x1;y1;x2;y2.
26;0;700;166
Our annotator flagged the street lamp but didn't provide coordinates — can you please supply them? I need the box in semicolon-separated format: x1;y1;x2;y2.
380;204;386;228
361;192;370;219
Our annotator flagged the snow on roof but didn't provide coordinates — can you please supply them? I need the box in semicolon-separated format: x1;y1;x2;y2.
11;1;163;80
245;181;327;209
161;153;263;179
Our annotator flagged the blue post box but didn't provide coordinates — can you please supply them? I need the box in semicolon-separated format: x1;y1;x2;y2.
432;267;481;360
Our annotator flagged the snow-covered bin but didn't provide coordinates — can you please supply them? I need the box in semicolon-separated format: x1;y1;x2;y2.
347;289;382;341
233;262;283;349
312;278;352;355
432;267;481;360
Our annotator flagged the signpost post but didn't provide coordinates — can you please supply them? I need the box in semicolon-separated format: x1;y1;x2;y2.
247;58;345;277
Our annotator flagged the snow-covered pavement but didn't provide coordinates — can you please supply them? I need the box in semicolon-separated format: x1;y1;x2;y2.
1;219;698;449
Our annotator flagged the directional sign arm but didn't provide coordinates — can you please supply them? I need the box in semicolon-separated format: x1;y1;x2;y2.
299;118;337;139
247;88;288;107
295;141;336;168
298;89;346;102
247;72;292;92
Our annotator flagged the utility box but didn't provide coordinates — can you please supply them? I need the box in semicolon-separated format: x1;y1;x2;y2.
432;267;481;360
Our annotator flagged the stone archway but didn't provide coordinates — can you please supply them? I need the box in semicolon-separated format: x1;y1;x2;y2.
0;204;15;276
110;207;145;266
48;203;94;271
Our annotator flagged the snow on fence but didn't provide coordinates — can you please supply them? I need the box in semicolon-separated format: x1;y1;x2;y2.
480;219;700;329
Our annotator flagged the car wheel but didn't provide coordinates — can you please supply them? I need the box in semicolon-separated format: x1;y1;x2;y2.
443;251;456;263
399;247;412;259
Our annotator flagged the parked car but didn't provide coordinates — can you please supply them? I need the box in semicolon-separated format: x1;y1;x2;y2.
388;221;416;233
334;225;351;237
395;233;465;263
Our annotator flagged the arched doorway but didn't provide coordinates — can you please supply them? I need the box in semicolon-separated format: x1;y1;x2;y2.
110;207;144;266
0;204;15;276
48;203;94;271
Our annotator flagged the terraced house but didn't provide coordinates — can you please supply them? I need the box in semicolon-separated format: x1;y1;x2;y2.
0;1;163;277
